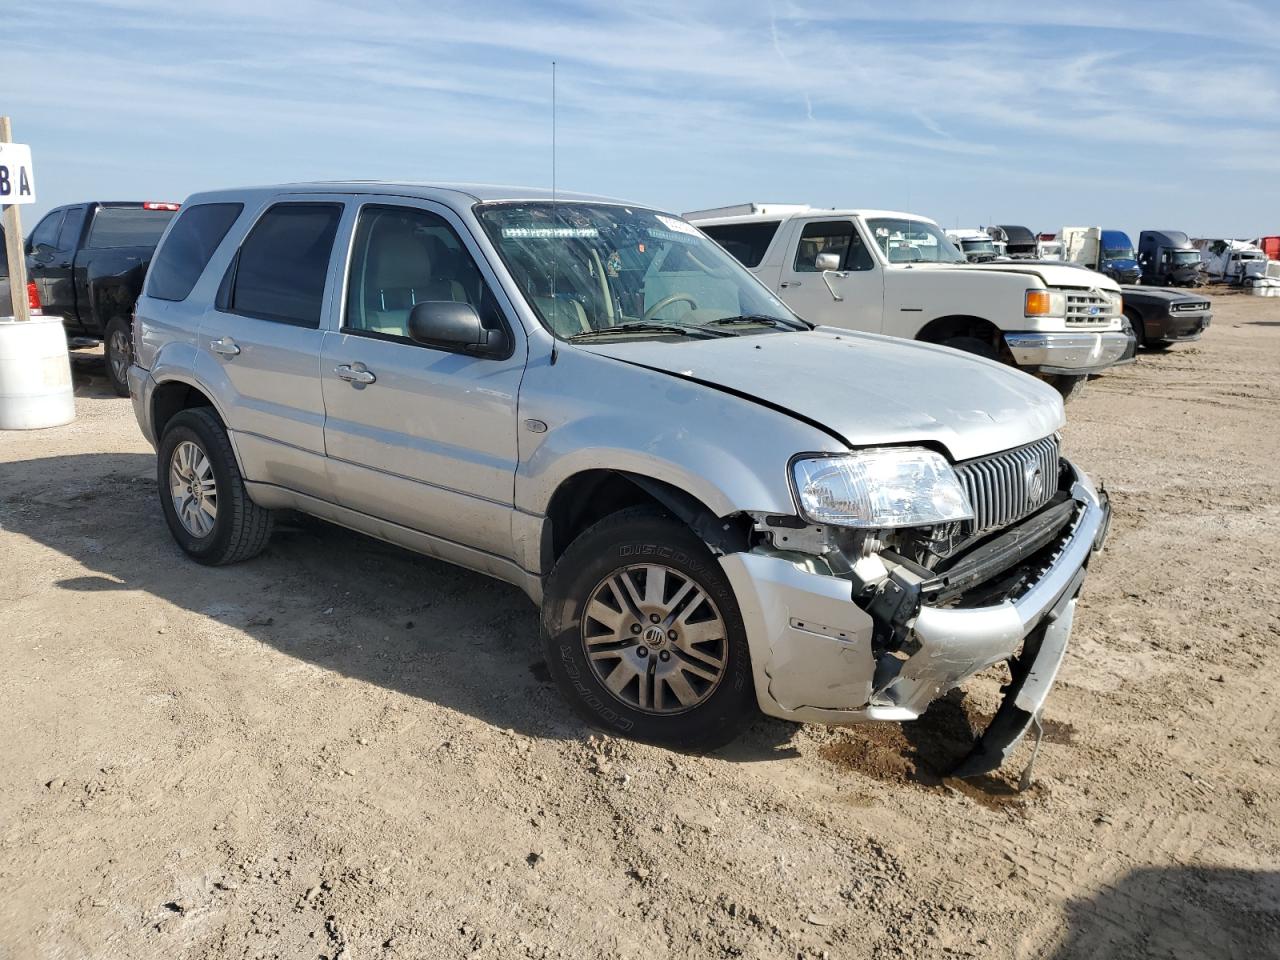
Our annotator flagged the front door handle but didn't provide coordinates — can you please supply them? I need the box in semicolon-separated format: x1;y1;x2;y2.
210;337;241;356
334;364;376;385
780;280;802;288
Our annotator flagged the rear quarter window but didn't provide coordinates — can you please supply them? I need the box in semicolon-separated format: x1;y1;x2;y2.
86;208;178;249
699;221;781;268
147;203;244;302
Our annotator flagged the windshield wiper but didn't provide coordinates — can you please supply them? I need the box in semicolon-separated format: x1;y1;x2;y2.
703;314;810;330
567;322;720;342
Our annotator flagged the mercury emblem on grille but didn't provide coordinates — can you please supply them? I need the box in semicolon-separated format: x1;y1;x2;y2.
1025;462;1045;503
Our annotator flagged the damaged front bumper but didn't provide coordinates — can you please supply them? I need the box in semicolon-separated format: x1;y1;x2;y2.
721;461;1110;776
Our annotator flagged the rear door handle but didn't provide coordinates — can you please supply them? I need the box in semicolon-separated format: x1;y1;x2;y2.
210;337;240;357
334;364;376;385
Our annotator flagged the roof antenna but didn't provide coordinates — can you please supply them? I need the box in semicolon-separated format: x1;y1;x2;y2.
551;60;557;207
549;59;560;367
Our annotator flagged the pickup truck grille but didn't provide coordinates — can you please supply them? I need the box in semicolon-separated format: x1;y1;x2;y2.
1065;290;1118;326
1170;300;1210;313
954;436;1060;538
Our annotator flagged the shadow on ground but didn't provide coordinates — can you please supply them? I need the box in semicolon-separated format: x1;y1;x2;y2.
1045;866;1280;960
2;451;804;760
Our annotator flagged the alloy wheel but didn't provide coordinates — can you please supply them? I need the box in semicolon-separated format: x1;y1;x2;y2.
169;440;218;537
581;563;728;714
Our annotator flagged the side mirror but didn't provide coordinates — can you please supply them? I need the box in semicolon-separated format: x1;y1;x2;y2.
407;301;505;356
815;252;842;272
29;242;54;260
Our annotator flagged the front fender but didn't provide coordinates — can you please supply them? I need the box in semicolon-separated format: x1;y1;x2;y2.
514;347;844;520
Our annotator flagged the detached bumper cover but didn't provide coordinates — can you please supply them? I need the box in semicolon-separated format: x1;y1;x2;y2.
1004;331;1131;374
722;462;1109;772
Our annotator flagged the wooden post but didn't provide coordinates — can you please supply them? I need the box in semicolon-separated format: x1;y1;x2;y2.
1;116;32;322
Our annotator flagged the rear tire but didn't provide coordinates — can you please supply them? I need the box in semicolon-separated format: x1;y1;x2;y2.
157;407;273;565
1041;374;1087;402
541;506;755;749
103;316;132;398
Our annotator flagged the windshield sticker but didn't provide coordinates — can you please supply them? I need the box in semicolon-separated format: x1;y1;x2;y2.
655;215;700;237
606;251;622;277
647;227;698;245
501;226;599;239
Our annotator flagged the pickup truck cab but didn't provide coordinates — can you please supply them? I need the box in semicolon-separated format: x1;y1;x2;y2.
129;182;1110;775
688;206;1129;401
25;201;180;394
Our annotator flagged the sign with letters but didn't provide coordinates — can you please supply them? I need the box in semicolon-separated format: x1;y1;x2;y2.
0;142;35;204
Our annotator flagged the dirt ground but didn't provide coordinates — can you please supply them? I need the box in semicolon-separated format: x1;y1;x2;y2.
2;294;1278;960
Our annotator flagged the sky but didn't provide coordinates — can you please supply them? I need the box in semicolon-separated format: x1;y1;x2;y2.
7;0;1280;239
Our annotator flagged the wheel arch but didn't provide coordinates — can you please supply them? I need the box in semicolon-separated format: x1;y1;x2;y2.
540;469;751;574
916;314;1003;350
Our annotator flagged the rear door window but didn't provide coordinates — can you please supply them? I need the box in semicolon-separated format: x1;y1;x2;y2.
85;207;178;248
147;203;243;302
699;221;780;268
228;203;342;327
56;206;87;253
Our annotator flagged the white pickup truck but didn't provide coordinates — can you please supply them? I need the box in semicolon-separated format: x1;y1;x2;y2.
686;204;1131;400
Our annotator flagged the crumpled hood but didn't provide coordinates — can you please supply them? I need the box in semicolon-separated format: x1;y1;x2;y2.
577;330;1064;462
915;260;1122;291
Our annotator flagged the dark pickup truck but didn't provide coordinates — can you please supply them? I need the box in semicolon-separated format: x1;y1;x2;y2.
1120;286;1212;351
25;201;179;395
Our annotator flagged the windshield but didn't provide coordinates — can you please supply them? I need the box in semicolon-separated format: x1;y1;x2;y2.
1172;251;1201;265
475;203;803;340
866;218;966;264
961;238;996;254
1103;247;1135;261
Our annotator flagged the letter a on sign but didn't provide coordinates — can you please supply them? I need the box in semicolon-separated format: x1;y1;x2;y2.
0;143;36;205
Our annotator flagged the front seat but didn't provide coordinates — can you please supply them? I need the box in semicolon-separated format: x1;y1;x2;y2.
362;217;465;334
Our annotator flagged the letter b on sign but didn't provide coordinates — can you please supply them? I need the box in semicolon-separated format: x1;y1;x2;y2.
0;143;36;204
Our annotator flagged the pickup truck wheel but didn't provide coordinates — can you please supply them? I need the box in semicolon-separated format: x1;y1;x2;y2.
157;408;273;565
542;506;755;749
942;335;999;361
1041;374;1087;402
103;317;132;397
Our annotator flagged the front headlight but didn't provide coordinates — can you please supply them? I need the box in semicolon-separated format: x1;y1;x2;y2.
792;448;974;528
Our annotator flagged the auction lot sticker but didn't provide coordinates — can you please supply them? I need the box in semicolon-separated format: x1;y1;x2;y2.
0;143;36;204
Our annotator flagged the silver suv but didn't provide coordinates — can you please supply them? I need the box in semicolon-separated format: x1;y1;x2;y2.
130;182;1110;775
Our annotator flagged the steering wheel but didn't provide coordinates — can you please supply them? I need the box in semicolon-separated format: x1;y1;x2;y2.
641;293;698;322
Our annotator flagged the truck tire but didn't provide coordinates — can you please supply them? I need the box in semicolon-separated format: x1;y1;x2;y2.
1041;374;1087;402
157;407;273;565
942;335;999;361
103;316;132;397
541;506;756;749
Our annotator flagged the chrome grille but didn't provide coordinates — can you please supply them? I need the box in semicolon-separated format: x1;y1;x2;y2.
1065;290;1118;326
954;436;1060;538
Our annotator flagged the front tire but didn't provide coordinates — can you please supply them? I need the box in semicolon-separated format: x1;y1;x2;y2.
541;506;755;749
157;408;273;565
103;316;132;397
942;335;999;361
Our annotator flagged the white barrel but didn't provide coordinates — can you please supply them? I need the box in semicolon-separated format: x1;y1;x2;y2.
0;315;76;430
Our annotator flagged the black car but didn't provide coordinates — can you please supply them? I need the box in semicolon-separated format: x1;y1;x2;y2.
1120;286;1211;351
